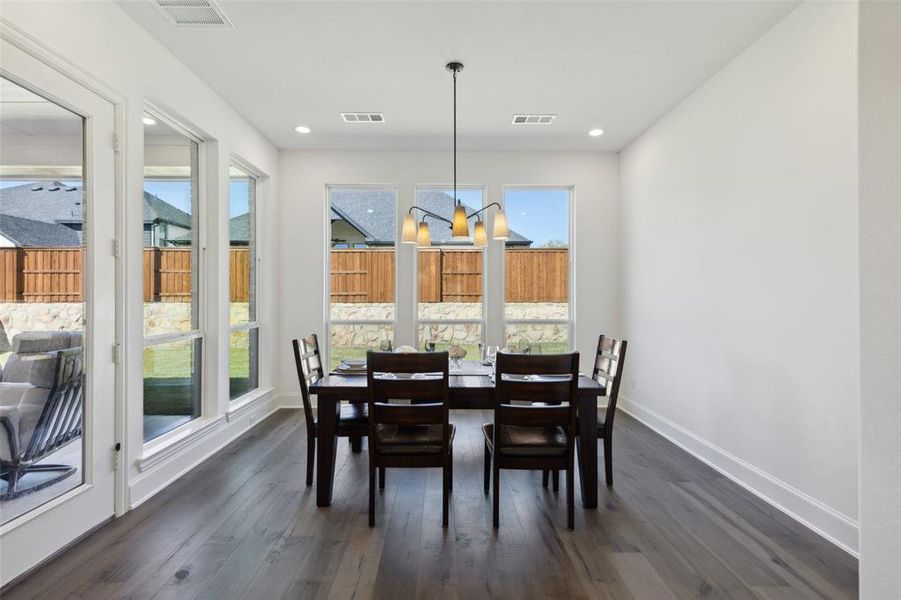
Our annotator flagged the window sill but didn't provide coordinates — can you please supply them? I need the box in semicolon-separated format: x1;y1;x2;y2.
227;387;275;422
138;416;225;473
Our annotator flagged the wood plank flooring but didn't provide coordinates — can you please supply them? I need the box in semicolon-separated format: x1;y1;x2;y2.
4;409;858;599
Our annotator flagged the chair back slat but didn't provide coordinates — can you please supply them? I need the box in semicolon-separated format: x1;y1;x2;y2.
292;335;322;434
367;351;450;440
23;347;84;461
494;352;579;432
594;335;628;431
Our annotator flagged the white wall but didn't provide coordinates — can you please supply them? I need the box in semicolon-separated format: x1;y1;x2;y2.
0;0;280;575
619;1;859;554
858;0;901;595
277;150;618;402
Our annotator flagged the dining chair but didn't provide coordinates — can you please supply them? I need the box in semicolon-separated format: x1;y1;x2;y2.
367;351;453;527
292;335;368;487
484;351;580;530
594;334;628;486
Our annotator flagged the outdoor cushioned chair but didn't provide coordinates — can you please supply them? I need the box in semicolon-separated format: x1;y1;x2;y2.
0;331;84;500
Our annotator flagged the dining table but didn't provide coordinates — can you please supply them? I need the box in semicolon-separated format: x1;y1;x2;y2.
309;359;606;509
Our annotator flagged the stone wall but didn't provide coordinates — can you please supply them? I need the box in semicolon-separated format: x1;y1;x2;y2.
328;302;569;349
0;302;251;351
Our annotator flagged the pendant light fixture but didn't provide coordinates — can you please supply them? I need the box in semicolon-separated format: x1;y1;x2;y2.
401;61;509;246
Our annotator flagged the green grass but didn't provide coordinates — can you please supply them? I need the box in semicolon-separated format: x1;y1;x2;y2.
143;344;255;414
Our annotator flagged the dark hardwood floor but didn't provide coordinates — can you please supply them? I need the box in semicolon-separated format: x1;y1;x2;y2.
5;409;858;599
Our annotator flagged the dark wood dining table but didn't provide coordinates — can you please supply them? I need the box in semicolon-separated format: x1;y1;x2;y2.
309;360;606;509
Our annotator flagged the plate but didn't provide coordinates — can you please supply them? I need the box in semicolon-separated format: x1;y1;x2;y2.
341;359;366;367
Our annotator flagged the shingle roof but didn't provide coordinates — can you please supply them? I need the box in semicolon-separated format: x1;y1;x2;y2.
0;181;192;231
143;192;192;228
0;214;82;246
0;181;85;225
329;189;532;246
228;213;250;243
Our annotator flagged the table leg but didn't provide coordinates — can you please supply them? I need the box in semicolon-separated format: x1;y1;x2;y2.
577;394;599;509
316;395;340;507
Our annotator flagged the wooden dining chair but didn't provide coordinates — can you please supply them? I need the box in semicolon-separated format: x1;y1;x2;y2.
594;334;628;486
484;351;580;530
367;351;453;527
292;335;369;487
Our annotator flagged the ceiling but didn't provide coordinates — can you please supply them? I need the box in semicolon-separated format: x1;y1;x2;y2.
115;1;799;152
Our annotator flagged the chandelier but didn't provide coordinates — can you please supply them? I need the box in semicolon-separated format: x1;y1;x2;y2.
401;61;509;246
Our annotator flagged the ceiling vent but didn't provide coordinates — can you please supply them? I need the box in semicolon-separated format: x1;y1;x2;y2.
511;114;556;125
341;112;386;123
150;0;234;29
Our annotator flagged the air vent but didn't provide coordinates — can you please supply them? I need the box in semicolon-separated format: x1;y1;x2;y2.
511;114;556;125
150;0;234;28
341;112;386;124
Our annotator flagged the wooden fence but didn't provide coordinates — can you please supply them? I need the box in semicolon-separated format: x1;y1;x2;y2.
0;247;565;304
330;248;568;303
0;247;251;303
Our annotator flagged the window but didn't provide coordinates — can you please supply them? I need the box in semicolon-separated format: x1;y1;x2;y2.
503;187;571;353
229;164;259;400
142;112;202;443
416;186;485;359
327;186;396;369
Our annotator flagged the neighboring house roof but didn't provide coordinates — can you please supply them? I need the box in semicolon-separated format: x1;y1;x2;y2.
0;214;82;246
142;191;192;229
0;181;85;226
329;189;532;246
170;212;250;245
0;181;191;232
228;213;251;244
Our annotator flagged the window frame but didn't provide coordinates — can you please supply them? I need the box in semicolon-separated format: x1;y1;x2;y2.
501;184;575;352
140;105;207;448
324;184;399;368
413;184;487;354
227;158;262;402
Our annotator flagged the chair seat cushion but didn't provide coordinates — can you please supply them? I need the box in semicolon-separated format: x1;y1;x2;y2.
482;423;567;457
376;423;454;455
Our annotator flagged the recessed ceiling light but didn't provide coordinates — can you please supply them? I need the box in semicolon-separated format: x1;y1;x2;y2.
142;116;157;126
588;128;605;137
294;125;312;134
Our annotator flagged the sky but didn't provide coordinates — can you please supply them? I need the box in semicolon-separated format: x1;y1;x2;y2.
425;187;569;247
143;180;250;218
1;179;568;246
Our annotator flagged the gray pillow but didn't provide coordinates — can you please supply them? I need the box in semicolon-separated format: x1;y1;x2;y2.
11;331;76;354
1;353;57;388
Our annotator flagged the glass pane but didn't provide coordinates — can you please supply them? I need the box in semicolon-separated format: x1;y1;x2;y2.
503;189;570;335
142;116;199;337
328;323;395;371
416;188;484;321
143;338;202;442
418;322;481;359
328;187;396;321
505;323;569;355
229;165;255;326
229;328;259;401
0;76;86;523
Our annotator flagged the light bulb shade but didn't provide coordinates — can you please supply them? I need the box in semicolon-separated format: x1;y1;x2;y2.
493;209;510;240
473;220;488;246
451;203;470;239
401;213;418;243
417;221;431;246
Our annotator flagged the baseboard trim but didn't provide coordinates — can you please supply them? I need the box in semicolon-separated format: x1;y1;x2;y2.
618;395;859;557
129;397;278;509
